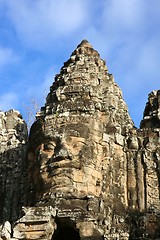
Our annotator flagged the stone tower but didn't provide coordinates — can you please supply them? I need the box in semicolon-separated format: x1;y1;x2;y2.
0;40;160;239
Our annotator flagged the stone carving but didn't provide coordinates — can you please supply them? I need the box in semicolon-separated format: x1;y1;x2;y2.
140;90;160;128
0;110;28;226
0;40;160;239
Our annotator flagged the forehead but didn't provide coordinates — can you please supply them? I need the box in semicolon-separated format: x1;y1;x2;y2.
62;123;89;138
44;122;90;139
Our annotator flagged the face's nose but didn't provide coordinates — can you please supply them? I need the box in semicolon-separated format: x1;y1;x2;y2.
54;141;72;160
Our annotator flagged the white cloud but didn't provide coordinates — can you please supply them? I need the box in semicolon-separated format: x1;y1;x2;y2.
4;0;90;49
0;92;19;111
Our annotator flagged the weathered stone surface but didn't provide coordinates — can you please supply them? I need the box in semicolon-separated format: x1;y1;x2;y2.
0;221;11;240
0;110;28;225
12;207;56;240
0;40;160;239
140;90;160;128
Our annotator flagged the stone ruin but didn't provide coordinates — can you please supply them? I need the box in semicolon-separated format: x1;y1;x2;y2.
0;40;160;239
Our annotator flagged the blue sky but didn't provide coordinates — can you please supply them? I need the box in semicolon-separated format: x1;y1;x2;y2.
0;0;160;127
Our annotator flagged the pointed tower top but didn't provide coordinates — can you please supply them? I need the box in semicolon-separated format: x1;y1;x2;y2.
71;39;99;58
77;39;92;48
36;39;133;130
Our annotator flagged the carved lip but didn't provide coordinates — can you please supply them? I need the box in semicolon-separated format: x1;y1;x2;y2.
48;156;71;163
53;156;72;161
48;158;80;169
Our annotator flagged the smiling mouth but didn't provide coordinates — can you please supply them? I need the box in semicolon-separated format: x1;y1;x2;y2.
47;158;80;170
54;155;72;161
48;156;71;164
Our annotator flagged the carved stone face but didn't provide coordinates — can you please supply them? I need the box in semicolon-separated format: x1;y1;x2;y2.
42;125;90;174
36;118;103;199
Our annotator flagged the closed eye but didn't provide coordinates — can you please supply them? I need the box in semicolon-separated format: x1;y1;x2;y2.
44;142;56;151
72;141;86;148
